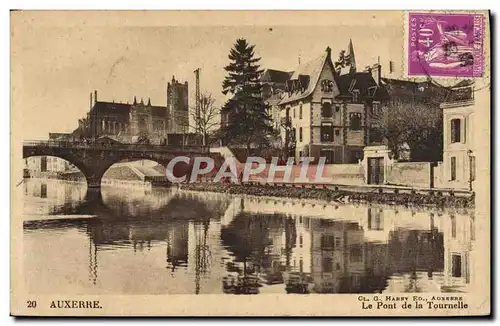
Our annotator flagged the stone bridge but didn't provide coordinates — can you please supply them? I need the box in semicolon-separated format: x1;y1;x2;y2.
23;140;216;189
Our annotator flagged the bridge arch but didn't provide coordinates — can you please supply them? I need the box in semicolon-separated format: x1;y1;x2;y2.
23;142;213;190
101;158;194;187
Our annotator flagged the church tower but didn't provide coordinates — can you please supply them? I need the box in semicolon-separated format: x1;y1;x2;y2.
167;76;189;134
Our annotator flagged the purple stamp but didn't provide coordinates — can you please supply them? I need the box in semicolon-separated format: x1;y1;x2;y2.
408;12;484;77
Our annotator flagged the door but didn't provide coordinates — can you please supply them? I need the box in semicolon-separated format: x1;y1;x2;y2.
367;157;384;185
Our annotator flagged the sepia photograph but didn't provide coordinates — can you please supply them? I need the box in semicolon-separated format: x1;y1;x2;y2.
10;10;490;316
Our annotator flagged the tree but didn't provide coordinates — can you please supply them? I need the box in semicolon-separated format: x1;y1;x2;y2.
185;92;220;146
220;38;273;152
334;49;354;74
371;97;444;162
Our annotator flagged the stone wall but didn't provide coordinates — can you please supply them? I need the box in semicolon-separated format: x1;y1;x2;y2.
247;163;364;185
386;162;432;188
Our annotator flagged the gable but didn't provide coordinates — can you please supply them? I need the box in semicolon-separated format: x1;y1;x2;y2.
279;49;335;106
312;59;340;100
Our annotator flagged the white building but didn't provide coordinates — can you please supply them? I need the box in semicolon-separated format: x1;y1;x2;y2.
439;80;476;190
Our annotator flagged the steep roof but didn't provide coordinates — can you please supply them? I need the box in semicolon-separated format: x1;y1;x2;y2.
380;77;447;102
261;69;293;84
452;79;475;88
90;101;168;117
90;101;131;116
278;50;330;105
335;72;386;100
445;84;474;103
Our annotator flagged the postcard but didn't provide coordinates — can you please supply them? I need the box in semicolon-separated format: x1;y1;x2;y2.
11;10;490;316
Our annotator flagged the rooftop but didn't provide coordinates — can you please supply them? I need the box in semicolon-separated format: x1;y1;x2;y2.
278;49;331;105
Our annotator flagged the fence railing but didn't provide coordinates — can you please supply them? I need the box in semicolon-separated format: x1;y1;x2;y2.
22;140;209;153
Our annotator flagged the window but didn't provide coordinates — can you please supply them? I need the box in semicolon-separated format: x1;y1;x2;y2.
352;90;360;103
451;119;461;143
299;127;303;142
335;129;340;136
321;235;336;250
349;113;362;131
40;183;47;199
470;217;475;241
322;258;334;273
321;125;334;142
451;215;456;238
450;156;457;181
321;102;333;118
293;107;296;119
371;101;381;115
367;208;383;230
335;104;341;113
299;103;303;119
349;244;363;263
299;235;303;247
452;254;462;277
470;156;476;181
321;79;334;92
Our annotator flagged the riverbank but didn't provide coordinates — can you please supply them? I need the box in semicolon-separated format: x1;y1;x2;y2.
178;182;474;209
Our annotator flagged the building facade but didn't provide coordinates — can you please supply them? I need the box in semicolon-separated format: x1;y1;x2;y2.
277;46;386;164
439;81;476;190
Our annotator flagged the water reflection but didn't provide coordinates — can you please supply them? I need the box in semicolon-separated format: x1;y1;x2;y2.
23;179;476;295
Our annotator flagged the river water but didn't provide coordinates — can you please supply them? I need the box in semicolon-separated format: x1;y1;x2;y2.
23;178;476;295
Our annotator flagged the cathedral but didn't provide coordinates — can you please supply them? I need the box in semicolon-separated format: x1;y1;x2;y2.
73;76;189;144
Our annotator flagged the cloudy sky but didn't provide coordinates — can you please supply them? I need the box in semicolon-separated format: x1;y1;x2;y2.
12;11;403;140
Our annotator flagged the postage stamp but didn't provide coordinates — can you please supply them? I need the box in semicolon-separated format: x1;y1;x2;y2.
407;12;485;77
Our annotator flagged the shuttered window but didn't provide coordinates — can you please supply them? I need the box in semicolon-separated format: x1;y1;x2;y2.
451;119;461;143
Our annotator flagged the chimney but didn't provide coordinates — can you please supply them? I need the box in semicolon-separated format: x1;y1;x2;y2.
371;63;381;85
94;90;98;105
90;92;93;109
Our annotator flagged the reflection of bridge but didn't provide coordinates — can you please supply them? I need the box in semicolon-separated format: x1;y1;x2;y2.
23;140;212;189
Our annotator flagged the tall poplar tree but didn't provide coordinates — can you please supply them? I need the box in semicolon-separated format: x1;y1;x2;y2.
221;38;272;151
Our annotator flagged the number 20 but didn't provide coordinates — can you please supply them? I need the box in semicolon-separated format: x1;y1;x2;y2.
27;300;37;308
